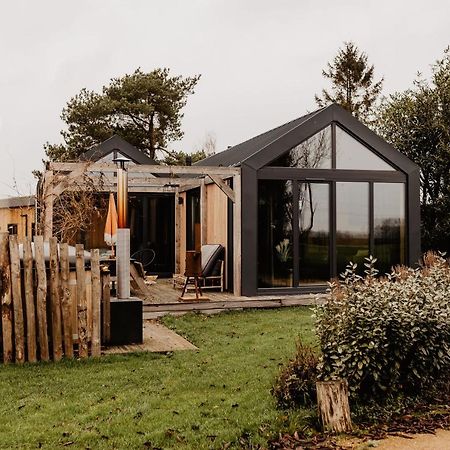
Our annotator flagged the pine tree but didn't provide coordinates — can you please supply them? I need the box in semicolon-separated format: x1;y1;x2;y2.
315;42;383;123
45;68;201;162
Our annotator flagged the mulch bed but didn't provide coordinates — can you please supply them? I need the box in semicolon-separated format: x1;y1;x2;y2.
270;432;346;449
269;399;450;449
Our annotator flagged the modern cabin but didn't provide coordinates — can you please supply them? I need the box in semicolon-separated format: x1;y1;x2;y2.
40;104;420;296
196;104;420;296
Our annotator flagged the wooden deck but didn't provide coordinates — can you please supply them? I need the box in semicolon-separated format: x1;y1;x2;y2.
103;320;197;354
143;278;326;318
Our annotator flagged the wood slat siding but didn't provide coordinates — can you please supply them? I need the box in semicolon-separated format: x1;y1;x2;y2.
0;232;14;363
205;183;228;248
0;234;111;364
0;205;35;242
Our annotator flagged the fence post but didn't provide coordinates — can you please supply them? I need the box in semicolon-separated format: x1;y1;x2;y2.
76;244;88;358
34;236;49;361
9;235;25;363
60;243;73;358
101;269;111;344
91;249;101;357
0;232;13;364
49;237;63;361
23;238;37;363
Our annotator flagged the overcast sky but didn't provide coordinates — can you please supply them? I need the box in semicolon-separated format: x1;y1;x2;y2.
0;0;448;198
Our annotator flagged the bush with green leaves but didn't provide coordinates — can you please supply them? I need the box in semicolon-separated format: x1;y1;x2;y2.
315;253;450;403
272;341;319;408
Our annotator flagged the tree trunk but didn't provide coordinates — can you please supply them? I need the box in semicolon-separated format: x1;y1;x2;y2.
316;379;352;433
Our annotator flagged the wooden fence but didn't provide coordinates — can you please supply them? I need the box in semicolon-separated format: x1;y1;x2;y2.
0;232;110;364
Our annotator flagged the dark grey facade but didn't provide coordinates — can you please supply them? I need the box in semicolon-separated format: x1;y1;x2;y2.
198;104;421;296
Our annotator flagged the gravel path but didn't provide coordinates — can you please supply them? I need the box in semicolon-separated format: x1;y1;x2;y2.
375;429;450;449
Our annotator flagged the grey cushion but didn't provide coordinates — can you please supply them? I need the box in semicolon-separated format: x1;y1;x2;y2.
201;244;224;277
18;242;91;265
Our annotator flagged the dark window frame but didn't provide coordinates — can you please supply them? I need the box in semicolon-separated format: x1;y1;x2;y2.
256;177;407;291
7;223;18;235
240;106;421;296
267;121;397;172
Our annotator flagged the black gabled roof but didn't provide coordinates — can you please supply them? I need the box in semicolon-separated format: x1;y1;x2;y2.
195;109;322;167
80;135;157;165
195;104;419;175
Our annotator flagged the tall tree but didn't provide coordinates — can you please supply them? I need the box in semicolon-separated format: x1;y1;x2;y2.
161;132;216;166
377;48;450;253
315;42;383;123
45;68;201;161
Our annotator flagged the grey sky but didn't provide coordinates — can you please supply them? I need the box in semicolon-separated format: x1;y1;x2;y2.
0;0;448;198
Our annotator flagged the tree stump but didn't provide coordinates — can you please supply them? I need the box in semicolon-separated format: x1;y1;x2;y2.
316;379;352;433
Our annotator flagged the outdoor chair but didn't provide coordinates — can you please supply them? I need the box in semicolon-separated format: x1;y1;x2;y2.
178;244;225;298
199;245;224;292
131;248;156;275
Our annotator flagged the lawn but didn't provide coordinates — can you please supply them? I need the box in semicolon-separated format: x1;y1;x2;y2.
0;307;315;449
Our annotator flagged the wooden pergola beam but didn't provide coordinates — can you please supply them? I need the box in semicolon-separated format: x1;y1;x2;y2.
62;185;178;194
52;163;92;197
41;171;54;240
208;174;235;203
49;162;239;176
200;178;207;246
41;161;243;296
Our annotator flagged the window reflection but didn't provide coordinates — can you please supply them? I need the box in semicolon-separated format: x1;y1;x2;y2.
336;182;369;275
298;183;330;284
258;180;293;287
374;183;406;274
336;126;394;171
186;188;200;251
270;126;332;168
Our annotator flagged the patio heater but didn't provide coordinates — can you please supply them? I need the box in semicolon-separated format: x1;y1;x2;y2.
110;154;143;346
113;155;131;299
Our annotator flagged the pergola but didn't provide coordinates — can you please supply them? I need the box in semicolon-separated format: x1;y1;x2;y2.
40;162;242;295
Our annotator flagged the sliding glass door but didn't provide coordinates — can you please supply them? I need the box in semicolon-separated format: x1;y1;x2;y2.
258;179;406;289
258;180;329;288
257;180;293;288
298;182;330;285
336;182;370;276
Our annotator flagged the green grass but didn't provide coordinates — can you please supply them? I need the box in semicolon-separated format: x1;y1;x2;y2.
0;307;315;449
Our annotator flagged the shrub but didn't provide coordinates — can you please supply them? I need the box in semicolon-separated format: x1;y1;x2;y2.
315;253;450;404
272;341;319;408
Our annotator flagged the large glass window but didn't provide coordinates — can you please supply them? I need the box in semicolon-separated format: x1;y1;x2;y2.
374;183;406;274
336;126;394;171
298;183;330;284
258;180;293;287
336;182;370;275
270;126;332;168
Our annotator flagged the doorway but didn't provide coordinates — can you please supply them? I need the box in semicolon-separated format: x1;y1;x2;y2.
129;193;175;277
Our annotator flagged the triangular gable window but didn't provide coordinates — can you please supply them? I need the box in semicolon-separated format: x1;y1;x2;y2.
269;126;332;169
335;126;394;171
97;151;136;165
